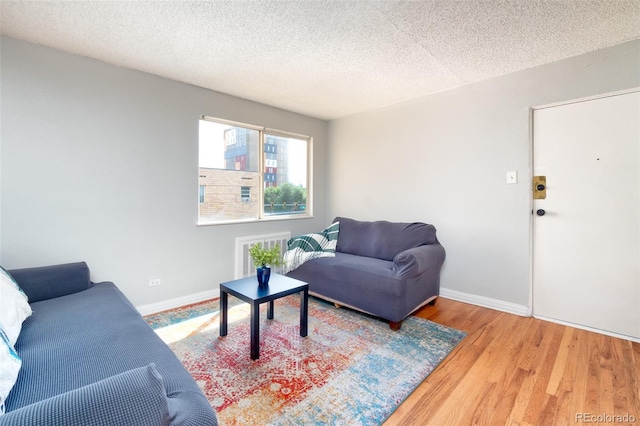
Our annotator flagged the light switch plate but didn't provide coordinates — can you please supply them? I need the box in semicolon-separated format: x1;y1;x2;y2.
506;171;517;184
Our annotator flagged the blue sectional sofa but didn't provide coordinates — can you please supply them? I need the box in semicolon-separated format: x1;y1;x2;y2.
286;217;445;330
0;262;217;426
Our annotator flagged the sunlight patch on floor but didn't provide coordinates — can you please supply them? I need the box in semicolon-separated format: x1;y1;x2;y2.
153;303;251;344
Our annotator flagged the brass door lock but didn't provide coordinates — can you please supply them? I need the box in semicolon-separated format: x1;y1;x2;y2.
533;176;546;199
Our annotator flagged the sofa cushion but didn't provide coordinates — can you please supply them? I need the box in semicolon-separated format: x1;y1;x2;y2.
0;326;21;415
0;267;32;346
289;253;403;297
0;364;170;426
334;217;437;261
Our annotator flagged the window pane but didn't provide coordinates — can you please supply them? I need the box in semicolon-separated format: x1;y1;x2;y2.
263;134;308;217
199;120;260;222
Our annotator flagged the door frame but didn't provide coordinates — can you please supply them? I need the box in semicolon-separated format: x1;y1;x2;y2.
528;87;640;342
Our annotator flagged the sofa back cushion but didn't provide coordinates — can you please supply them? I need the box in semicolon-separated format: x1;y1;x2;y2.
334;217;437;261
8;262;90;303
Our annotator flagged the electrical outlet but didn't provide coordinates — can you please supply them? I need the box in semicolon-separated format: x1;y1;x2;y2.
148;278;161;287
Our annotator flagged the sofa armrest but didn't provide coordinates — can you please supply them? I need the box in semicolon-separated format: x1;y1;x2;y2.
392;244;446;278
0;364;171;426
8;262;91;303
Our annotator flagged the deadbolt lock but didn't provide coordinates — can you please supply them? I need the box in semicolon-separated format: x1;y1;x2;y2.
533;176;546;199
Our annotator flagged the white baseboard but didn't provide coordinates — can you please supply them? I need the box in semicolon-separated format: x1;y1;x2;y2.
136;289;220;316
136;287;530;318
439;288;530;317
534;314;640;343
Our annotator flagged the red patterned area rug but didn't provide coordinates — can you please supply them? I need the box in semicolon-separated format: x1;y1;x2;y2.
145;295;466;425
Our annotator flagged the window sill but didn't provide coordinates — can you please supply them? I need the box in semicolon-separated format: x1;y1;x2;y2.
196;214;314;227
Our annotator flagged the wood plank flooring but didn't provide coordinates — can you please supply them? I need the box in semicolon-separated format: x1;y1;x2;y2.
384;298;640;426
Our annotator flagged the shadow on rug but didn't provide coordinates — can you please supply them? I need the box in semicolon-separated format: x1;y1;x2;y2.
145;295;466;426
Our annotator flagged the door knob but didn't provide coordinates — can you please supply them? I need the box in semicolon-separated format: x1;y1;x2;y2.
536;184;545;191
536;209;546;216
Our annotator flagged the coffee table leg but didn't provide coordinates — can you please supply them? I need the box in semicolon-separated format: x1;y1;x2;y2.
220;290;228;336
251;301;260;360
300;288;308;337
267;300;274;319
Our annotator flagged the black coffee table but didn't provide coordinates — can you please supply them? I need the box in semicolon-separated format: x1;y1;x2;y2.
219;273;308;360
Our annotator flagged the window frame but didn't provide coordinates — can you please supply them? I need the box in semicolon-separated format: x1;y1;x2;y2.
197;116;313;226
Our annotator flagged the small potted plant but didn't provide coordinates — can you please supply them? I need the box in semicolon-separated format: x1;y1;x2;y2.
248;242;282;287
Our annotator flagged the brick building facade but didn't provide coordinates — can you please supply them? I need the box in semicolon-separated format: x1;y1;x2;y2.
198;168;261;221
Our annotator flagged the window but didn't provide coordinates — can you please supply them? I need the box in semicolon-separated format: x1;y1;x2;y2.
240;186;251;202
198;117;311;224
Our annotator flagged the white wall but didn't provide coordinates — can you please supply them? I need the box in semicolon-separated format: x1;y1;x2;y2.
0;37;328;306
328;40;640;310
3;35;639;312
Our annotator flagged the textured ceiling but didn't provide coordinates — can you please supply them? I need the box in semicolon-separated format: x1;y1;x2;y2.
1;1;640;120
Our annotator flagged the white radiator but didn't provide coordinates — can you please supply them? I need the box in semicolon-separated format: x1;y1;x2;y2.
235;232;291;278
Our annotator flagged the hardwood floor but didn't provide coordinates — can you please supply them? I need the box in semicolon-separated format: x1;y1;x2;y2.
384;298;640;426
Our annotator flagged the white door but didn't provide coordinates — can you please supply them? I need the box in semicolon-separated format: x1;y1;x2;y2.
533;91;640;341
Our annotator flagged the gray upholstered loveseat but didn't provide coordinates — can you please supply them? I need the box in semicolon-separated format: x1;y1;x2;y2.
286;217;445;330
1;262;217;426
